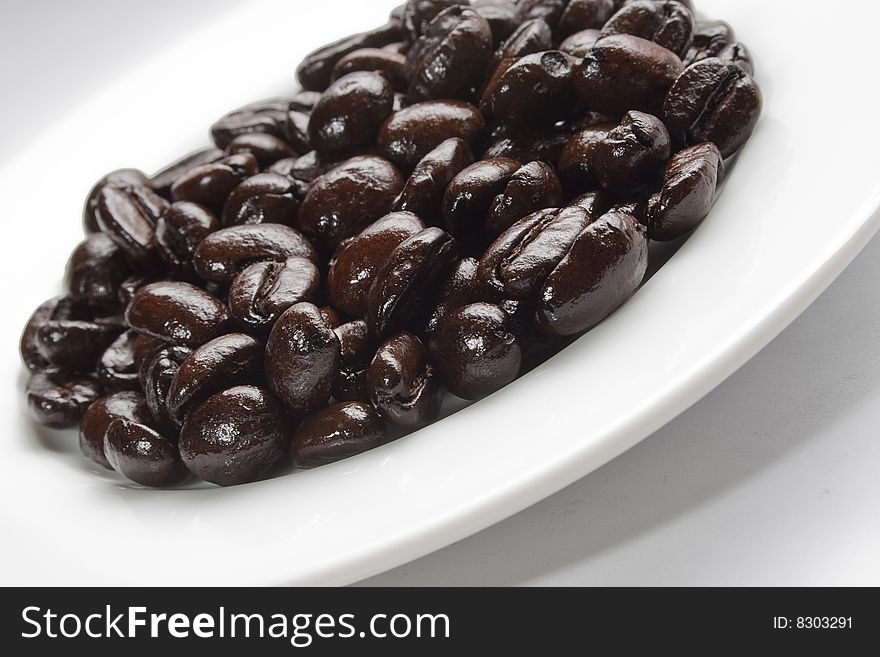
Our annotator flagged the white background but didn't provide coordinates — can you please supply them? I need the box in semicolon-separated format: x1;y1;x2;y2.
2;0;878;586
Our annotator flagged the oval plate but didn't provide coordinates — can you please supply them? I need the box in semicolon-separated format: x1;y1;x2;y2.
2;0;879;585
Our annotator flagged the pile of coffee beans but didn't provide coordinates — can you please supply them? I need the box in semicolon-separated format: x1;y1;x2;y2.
20;0;761;487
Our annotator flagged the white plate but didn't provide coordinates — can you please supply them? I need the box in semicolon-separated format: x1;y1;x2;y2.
1;0;879;586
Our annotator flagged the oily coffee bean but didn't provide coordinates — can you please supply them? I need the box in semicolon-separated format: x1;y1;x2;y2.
428;302;521;400
289;90;323;113
179;385;289;486
472;0;524;46
717;42;753;76
64;233;130;312
265;303;340;414
378;100;485;170
291;401;385;469
567;189;611;217
591;110;671;195
229;257;321;334
166;333;263;418
367;331;441;428
142;345;191;434
97;330;141;392
285;111;312;153
281;150;334;183
299;156;404;248
403;0;464;40
557;0;618;37
332;320;375;402
148;147;225;198
643;142;723;240
193;223;317;283
559;28;601;57
27;374;102;429
133;334;166;387
225;133;296;167
515;0;567;30
332;48;408;90
483;118;581;165
118;273;157;309
125;281;229;347
309;72;394;157
170;153;259;213
557;122;614;193
95;183;169;271
79;391;152;469
601;0;695;58
104;418;188;487
663;57;762;158
318;306;343;330
486;160;563;237
36;319;121;374
220;173;300;227
20;297;68;374
155;201;219;276
426;256;481;333
393;138;474;224
443;157;521;243
83;169;149;234
573;33;683;117
481;50;577;122
365;227;459;338
490;18;553;72
209;97;289;149
327;212;425;317
683;19;733;66
406;6;493;103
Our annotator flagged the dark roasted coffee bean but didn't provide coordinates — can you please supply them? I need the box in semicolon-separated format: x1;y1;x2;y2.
406;6;492;103
291;401;385;468
490;17;553;73
225;133;296;167
284;111;312;153
83;169;149;234
559;28;600;57
27;374;102;429
118;273;156;309
318;306;343;330
104;418;188;487
209;97;289;149
481;51;576;122
179;385;289;485
443;157;521;243
299;156;404;248
718;41;753;75
133;334;166;385
426;256;481;332
229;257;321;334
142;345;190;434
591;110;671;195
148;147;225;198
97;330;141;392
558;0;618;36
486;161;563;238
64;233;130;313
332;320;375;402
265;303;340;414
276;150;333;184
472;0;523;45
643;142;723;240
664;57;761;158
378;100;485;170
332;48;408;90
126;282;229;347
289;90;323;113
403;0;465;41
683;19;734;67
220;173;300;227
36;320;121;374
601;0;694;58
297;21;404;92
573;34;683;117
429;302;521;399
365;227;459;338
80;391;151;469
367;331;441;428
393;138;474;224
515;0;566;30
170;153;259;213
166;333;263;418
483;119;581;165
155;201;218;276
327;212;425;317
21;298;65;374
193;223;317;283
557;122;614;193
566;189;611;217
308;72;394;157
95;184;169;271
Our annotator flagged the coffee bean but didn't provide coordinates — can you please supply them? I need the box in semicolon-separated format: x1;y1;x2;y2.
491;17;553;71
133;333;166;387
36;319;121;374
83;169;149;234
284;110;312;154
393;138;474;224
557;122;614;193
225;133;296;167
559;28;600;57
104;418;188;487
486;160;563;237
368;331;441;428
210;97;290;149
683;19;734;67
97;330;141;392
220;173;300;228
148;147;225;198
601;0;694;58
403;0;466;41
426;256;481;333
472;0;524;46
20;298;80;374
515;0;567;30
558;0;618;37
155;201;219;276
64;233;130;313
27;373;102;429
591;110;671;195
170;153;259;213
332;48;408;91
79;391;152;469
142;345;191;434
332;320;375;402
291;401;385;468
126;281;229;347
96;184;169;271
289;90;323;113
481;51;577;122
443;157;521;243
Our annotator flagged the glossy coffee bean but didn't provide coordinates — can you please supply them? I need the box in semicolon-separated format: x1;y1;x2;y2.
559;28;600;57
148;147;225;198
318;306;343;330
220;173;300;228
378;100;485;170
664;57;761;158
79;391;152;469
643;142;723;240
566;189;611;217
117;273;156;309
133;333;166;387
95;184;169;271
601;0;694;58
142;345;190;434
717;41;753;76
486;160;563;238
367;331;441;428
558;0;618;37
228;256;320;334
265;303;340;414
20;298;66;374
683;19;733;67
289;90;323;113
209;97;289;149
275;150;333;184
537;210;648;335
27;374;102;429
170;153;259;213
179;385;289;486
403;0;465;40
299;156;404;248
332;48;408;90
284;110;312;153
104;418;188;487
393;138;474;224
515;0;567;30
483;118;583;165
193;223;317;283
557;122;614;193
428;302;521;400
97;330;141;392
290;401;385;469
309;72;394;157
64;233;130;312
481;50;576;122
591;111;671;195
166;333;263;418
406;6;493;103
83;169;149;234
154;201;218;276
426;256;481;333
573;33;683;117
443;157;521;242
332;320;375;402
472;0;523;45
36;319;121;374
365;227;459;338
490;17;553;72
225;133;296;167
327;212;425;316
126;282;229;348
